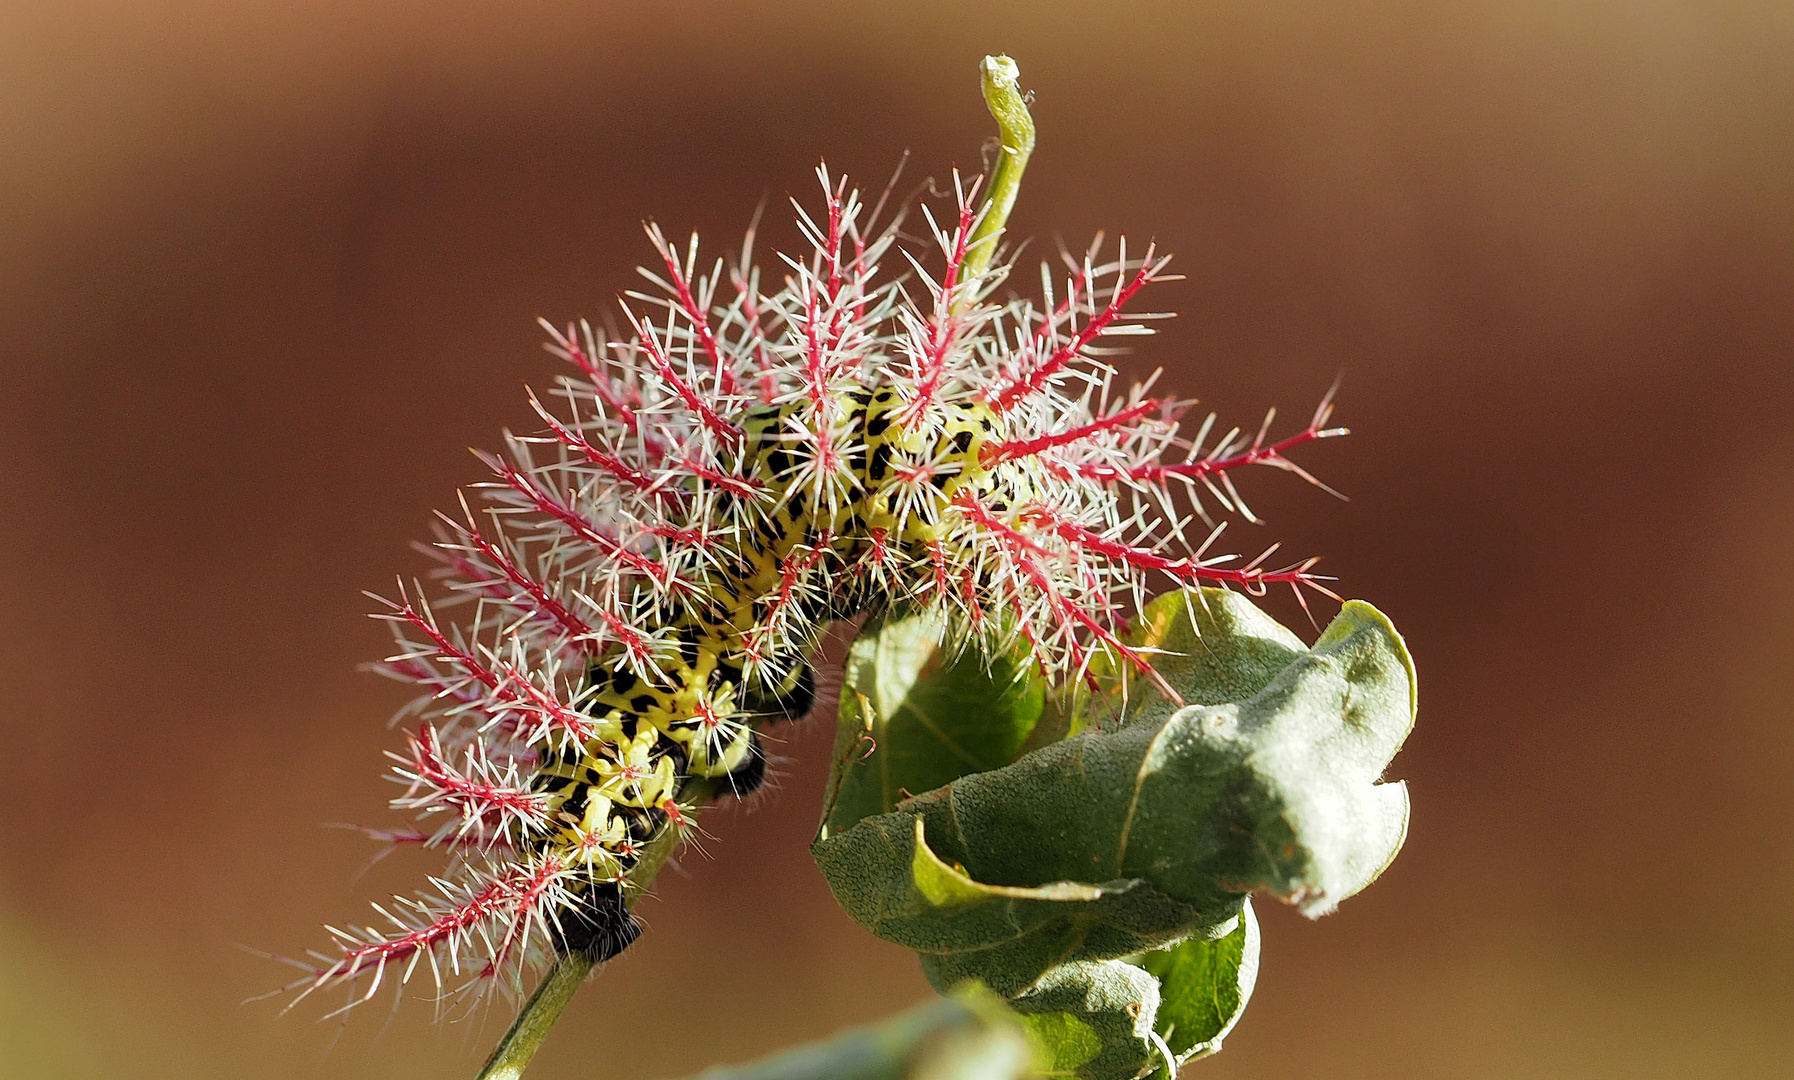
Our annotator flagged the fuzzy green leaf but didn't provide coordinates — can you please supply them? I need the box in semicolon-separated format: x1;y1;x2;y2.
962;906;1257;1080
819;609;1046;842
814;593;1412;998
1069;588;1311;733
1137;900;1259;1076
1009;960;1160;1079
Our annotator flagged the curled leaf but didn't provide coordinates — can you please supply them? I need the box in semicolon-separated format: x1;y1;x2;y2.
1136;900;1259;1075
820;610;1047;843
1005;900;1259;1080
813;591;1413;1078
1009;960;1160;1079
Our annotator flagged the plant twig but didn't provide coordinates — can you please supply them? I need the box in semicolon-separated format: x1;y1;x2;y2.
473;952;594;1080
962;55;1037;290
474;777;717;1079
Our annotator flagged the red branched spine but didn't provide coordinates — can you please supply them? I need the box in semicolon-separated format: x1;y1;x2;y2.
901;176;982;424
392;724;547;835
477;452;675;588
431;503;596;648
988;244;1168;412
527;389;658;494
646;223;737;396
981;398;1167;465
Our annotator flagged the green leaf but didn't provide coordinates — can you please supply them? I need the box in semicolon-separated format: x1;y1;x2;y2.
953;910;1258;1080
1009;961;1159;1079
820;816;1210;999
819;609;1046;841
999;904;1259;1080
1069;588;1310;733
1137;900;1260;1076
814;593;1413;995
673;989;1035;1080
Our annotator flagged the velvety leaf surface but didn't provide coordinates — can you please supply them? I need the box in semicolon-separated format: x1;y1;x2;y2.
1070;588;1310;733
1009;960;1160;1079
1005;902;1257;1080
1137;900;1259;1076
813;591;1413;1079
819;610;1046;841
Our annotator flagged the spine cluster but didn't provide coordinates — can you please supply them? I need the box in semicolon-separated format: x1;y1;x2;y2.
293;169;1342;1014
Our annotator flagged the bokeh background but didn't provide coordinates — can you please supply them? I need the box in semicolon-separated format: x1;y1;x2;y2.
4;1;1791;1076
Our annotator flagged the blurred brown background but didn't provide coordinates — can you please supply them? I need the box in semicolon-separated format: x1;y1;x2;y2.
3;1;1791;1077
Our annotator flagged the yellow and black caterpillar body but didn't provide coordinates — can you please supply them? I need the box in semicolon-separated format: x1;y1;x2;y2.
529;390;1010;959
301;171;1335;1009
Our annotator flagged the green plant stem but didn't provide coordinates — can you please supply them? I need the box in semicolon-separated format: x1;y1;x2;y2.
474;778;717;1080
473;952;594;1080
962;55;1036;291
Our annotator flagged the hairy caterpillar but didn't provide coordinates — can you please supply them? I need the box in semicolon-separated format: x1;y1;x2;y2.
291;163;1342;1015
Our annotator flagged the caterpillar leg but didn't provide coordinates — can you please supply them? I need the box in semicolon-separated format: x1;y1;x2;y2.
717;733;768;799
740;659;816;724
554;879;641;961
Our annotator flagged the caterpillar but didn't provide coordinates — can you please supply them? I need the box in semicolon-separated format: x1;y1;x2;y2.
292;165;1342;1015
